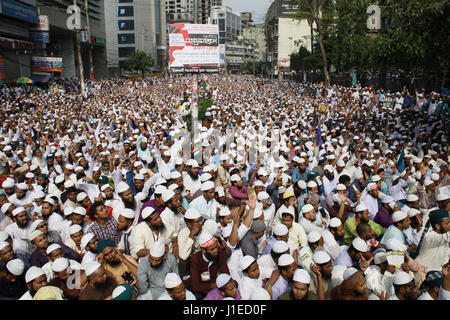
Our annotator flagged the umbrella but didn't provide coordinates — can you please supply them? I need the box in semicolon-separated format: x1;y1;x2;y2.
14;76;33;84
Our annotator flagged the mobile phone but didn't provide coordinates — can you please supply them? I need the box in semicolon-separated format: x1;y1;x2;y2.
121;271;134;284
319;208;327;218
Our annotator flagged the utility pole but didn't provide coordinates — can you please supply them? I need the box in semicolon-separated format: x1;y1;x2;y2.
84;0;94;80
72;0;85;95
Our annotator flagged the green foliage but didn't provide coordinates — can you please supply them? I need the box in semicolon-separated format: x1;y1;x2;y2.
291;46;322;72
125;51;155;77
197;97;213;122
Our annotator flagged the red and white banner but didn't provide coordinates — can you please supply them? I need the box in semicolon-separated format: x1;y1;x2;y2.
168;24;219;71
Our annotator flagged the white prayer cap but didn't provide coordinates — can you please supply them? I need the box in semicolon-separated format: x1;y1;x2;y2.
1;202;12;213
371;175;381;182
33;190;46;199
393;271;414;285
161;189;175;203
351;237;368;252
150;241;165;258
134;173;144;181
198;232;216;249
313;251;331;265
6;259;25;276
278;254;295;267
219;207;231;217
73;206;86;216
203;219;218;235
336;184;346;191
170;171;181;179
407;208;420;218
297;180;307;189
240;255;256;271
254;180;264;187
253;207;263;219
29;230;44;242
250;287;271;300
2;178;15;188
343;267;358;280
54;175;65;184
25;266;45;283
381;195;394;204
43;195;55;205
120;209;135;220
76;192;88;202
25;172;35;179
81;233;95;250
273;223;288;236
216;273;231;289
424;179;434;187
85;261;102;277
385;238;407;252
307;231;322;243
367;182;377;191
301;204;314;214
0;231;9;242
222;224;233;238
116;181;130;194
141;207;156;220
0;241;10;251
46;243;61;255
329;217;342;228
16;182;28;190
355;203;368;213
183;208;200;221
69;224;82;235
336;160;346;167
65;164;74;171
165;273;182;289
52;257;69;273
293;269;310;284
436;193;450;201
373;249;387;265
30;164;38;171
354;170;364;180
215;186;225;197
392;211;407;223
406;194;419;202
307;181;317;188
154;185;166;195
431;173;440;181
200;181;215;191
12;207;25;216
200;173;212;182
230;174;241;182
257;191;270;201
101;184;111;192
272;240;289;254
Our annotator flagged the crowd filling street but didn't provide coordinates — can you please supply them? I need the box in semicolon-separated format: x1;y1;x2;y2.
0;75;448;301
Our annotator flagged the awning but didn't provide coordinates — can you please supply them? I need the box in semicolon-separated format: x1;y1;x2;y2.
30;73;52;83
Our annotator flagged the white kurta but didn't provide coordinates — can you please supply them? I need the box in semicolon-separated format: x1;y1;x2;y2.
415;230;450;271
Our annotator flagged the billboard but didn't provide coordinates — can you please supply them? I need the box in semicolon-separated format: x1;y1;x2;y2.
168;23;219;72
31;56;62;72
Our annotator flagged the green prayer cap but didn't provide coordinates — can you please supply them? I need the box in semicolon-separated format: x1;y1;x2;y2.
97;238;115;253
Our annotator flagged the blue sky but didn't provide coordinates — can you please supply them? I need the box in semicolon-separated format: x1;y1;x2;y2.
222;0;274;24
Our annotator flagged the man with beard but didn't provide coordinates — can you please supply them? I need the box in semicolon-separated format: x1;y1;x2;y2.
0;202;15;230
2;178;16;197
308;251;338;299
279;267;323;300
7;183;33;211
40;196;63;234
0;258;27;300
291;157;310;184
79;261;118;300
183;160;201;201
62;187;78;209
343;203;384;245
323;165;338;197
87;202;121;244
80;233;98;268
95;239;138;291
137;241;178;300
134;206;175;258
189;181;216;221
48;257;87;300
160;189;184;237
111;182;141;225
389;271;418;300
36;173;49;193
5;207;33;242
331;267;371;300
117;209;137;259
0;240;30;272
158;272;196;300
137;185;166;223
177;208;203;279
190;232;230;299
20;266;48;300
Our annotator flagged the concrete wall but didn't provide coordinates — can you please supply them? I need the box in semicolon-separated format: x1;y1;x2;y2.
277;17;311;66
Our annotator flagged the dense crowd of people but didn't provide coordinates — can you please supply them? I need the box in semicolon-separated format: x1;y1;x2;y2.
0;74;448;301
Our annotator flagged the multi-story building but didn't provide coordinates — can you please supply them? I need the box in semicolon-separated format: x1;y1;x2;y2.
104;0;166;77
265;0;312;77
240;12;252;29
165;0;194;24
242;23;266;62
195;0;220;24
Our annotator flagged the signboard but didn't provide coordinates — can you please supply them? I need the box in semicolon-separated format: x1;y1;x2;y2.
168;23;219;72
30;15;49;31
0;36;33;50
0;0;39;24
29;31;49;43
226;56;245;66
31;56;63;72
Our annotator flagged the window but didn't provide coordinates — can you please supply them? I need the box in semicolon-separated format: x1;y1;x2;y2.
118;47;135;57
218;19;225;31
118;6;133;17
118;20;134;30
118;33;135;44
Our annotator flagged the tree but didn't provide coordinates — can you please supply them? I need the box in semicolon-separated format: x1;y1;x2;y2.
125;51;155;78
293;0;335;86
291;45;322;72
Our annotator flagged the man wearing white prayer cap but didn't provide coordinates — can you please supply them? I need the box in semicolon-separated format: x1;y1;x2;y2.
279;267;323;300
1;258;27;299
7;181;33;210
79;261;117;300
389;271;418;300
80;233;98;268
157;272;196;300
343;202;384;246
238;255;265;300
117;208;137;258
136;240;178;300
249;287;271;300
4;206;33;242
308;250;335;299
47;257;83;300
268;253;297;300
334;237;369;267
20;266;48;300
203;273;241;300
188;180;216;220
380;211;413;254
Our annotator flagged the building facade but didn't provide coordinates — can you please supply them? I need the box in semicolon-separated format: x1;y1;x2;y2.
265;0;312;77
104;0;166;77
